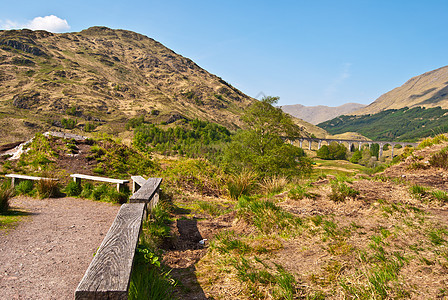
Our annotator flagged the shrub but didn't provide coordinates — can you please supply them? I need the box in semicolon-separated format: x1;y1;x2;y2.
429;146;448;169
84;122;96;132
409;184;427;199
260;176;288;195
329;178;359;202
36;179;60;198
227;169;258;200
65;181;82;196
0;183;14;214
350;150;362;163
317;142;347;160
80;183;94;198
288;184;317;200
61;118;77;129
15;180;34;195
92;184;109;201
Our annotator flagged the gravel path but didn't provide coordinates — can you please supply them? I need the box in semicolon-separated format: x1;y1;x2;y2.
0;196;120;300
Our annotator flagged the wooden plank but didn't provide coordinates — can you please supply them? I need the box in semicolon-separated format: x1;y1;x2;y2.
75;203;146;300
129;178;162;203
70;174;129;184
5;174;58;181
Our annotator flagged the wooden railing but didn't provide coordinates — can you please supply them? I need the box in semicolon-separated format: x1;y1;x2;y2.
75;177;163;300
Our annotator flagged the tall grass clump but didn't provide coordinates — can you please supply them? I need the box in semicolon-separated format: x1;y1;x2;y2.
409;184;427;199
288;183;317;200
227;169;258;200
64;181;82;196
429;146;448;169
0;182;14;214
90;184;129;204
329;178;359;202
236;196;302;234
128;245;176;300
15;180;34;196
418;134;448;149
259;175;288;195
129;192;176;299
36;179;60;198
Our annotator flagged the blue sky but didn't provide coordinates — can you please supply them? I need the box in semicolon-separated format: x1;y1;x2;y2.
1;1;447;106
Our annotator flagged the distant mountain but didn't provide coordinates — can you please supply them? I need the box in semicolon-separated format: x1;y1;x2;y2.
354;65;448;115
281;103;366;125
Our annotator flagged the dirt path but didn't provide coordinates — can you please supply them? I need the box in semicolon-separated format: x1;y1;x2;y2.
0;196;120;300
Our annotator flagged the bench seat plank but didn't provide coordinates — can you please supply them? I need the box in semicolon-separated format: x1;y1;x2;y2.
70;174;129;184
75;203;146;300
5;174;58;181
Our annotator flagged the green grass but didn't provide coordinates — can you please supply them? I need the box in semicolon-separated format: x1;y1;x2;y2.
236;195;302;235
0;210;30;231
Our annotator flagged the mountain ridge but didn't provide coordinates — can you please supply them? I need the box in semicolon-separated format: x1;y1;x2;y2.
353;65;448;115
281;102;366;124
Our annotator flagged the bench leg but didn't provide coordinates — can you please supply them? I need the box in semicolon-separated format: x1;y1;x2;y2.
149;188;160;210
73;177;81;186
117;183;122;192
10;177;16;188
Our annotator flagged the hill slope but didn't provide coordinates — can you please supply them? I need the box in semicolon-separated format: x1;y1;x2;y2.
0;27;255;142
318;106;448;141
282;102;365;124
354;65;448;115
0;27;326;144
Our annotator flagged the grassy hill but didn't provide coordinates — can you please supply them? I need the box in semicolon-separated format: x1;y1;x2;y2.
354;65;448;115
0;26;325;144
318;106;448;142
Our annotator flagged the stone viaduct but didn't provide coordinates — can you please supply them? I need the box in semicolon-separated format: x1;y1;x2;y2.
291;138;418;159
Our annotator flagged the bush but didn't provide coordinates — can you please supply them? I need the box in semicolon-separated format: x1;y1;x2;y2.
80;182;94;198
65;181;82;196
0;182;14;214
329;178;359;202
15;180;34;195
84;122;96;132
350;150;362;164
92;184;109;201
61;118;77;129
288;184;317;200
227;169;258;200
36;179;60;199
260;176;288;195
317;142;347;160
429;146;448;169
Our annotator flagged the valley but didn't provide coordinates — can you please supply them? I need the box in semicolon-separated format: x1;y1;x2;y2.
1;26;448;300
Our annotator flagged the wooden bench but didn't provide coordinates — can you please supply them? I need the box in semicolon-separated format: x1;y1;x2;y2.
75;177;163;300
70;174;129;192
130;177;162;210
5;174;58;188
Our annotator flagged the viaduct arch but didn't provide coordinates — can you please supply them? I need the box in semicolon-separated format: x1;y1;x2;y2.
292;138;418;159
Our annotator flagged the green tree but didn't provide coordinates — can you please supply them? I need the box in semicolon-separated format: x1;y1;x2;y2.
350;149;362;163
221;96;311;177
317;142;347;160
370;143;380;159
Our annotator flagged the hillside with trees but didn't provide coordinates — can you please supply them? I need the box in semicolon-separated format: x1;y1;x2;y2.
318;106;448;142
